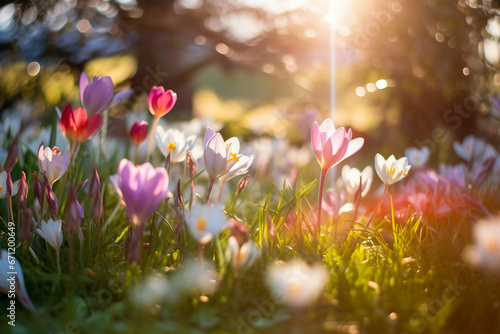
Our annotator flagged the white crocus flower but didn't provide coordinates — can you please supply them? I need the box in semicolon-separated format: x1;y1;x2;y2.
155;125;197;163
266;259;328;309
453;135;497;162
464;217;500;271
374;154;411;185
225;236;260;270
404;146;430;168
170;260;218;297
187;203;229;244
341;165;373;197
219;154;254;184
0;249;34;310
0;171;19;199
38;144;71;185
36;218;63;251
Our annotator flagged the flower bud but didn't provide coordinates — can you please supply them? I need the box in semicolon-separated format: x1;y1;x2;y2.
4;134;18;173
186;151;197;177
174;179;184;209
130;121;148;146
235;175;250;197
17;172;27;209
89;163;102;222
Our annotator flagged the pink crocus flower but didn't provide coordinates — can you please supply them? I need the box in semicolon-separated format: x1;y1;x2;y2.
37;144;70;185
148;87;177;118
311;118;364;226
145;86;177;162
118;159;169;264
118;159;170;225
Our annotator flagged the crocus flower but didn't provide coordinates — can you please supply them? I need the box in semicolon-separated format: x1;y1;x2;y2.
38;144;70;185
146;87;177;162
311;119;364;173
0;249;35;310
463;217;500;271
118;158;170;226
130;121;148;146
203;128;253;202
342;165;373;197
219;154;254;185
60;103;103;143
225;236;260;270
37;218;63;251
204;128;228;182
374;154;411;186
266;259;328;309
148;87;177;118
187;202;229;245
405;146;430;168
311;118;364;225
117;158;171;264
155;125;197;163
3;134;18;206
453;135;497;162
65;181;85;240
169;260;218;297
41;173;59;220
17;171;27;209
88;163;102;223
0;171;19;199
367;154;411;227
439;163;466;190
80;72;132;115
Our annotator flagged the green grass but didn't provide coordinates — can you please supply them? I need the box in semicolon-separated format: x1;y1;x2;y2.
1;132;500;334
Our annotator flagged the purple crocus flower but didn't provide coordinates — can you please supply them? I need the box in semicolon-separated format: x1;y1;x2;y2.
118;159;170;226
80;72;132;115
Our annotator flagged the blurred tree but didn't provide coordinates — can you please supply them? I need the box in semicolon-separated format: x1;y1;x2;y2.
0;0;498;147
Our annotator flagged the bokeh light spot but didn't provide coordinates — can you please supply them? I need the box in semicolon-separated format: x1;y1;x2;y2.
76;19;91;33
27;62;41;76
355;87;366;97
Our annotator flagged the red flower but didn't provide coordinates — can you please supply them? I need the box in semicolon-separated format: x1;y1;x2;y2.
130;121;148;146
60;103;103;142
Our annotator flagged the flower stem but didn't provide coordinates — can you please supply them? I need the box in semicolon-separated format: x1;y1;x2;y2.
205;178;215;204
146;116;159;162
316;168;327;232
56;248;61;274
68;235;75;277
132;144;139;164
216;181;225;204
366;184;389;228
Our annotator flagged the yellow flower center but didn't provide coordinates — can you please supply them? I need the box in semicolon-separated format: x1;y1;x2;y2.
167;142;176;152
228;152;239;162
197;218;206;231
0;187;3;193
386;166;396;175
